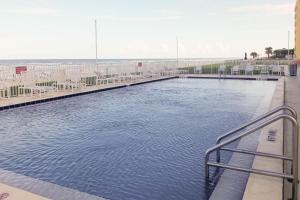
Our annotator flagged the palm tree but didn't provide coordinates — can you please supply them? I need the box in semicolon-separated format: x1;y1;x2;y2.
250;52;258;59
265;47;273;59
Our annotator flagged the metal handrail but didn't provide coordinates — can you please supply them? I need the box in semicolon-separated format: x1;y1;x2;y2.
216;105;297;144
206;162;294;179
215;105;297;162
205;113;298;200
220;147;293;161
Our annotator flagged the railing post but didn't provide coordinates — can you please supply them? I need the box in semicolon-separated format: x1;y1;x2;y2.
217;150;221;163
205;154;210;181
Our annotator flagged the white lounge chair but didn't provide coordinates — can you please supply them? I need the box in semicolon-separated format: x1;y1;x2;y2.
245;65;254;75
271;65;283;76
96;67;118;85
0;81;11;98
218;65;226;75
19;71;54;97
0;71;14;98
231;65;240;75
260;65;269;76
66;70;86;91
195;66;202;74
54;69;83;91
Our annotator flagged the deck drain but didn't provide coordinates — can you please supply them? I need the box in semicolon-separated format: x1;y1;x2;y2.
0;193;9;200
267;129;277;142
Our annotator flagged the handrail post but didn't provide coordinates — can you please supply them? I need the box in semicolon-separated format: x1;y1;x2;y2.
205;154;210;181
216;150;220;163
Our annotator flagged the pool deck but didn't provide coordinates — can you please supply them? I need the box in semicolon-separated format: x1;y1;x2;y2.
243;76;300;200
284;76;300;200
0;168;106;200
0;183;49;200
242;78;284;200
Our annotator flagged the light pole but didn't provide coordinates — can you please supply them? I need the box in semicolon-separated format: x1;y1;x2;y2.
176;36;179;68
95;19;98;63
288;30;290;54
287;30;291;65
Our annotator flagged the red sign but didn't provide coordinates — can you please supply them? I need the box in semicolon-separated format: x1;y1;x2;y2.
295;60;300;65
16;66;27;74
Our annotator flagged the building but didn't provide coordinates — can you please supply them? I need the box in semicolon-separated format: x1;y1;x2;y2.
273;48;294;58
296;0;300;58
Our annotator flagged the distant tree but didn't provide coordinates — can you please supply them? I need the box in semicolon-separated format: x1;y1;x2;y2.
250;52;258;59
265;47;273;59
273;48;294;59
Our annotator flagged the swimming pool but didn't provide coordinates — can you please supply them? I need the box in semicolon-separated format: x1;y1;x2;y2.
0;78;276;200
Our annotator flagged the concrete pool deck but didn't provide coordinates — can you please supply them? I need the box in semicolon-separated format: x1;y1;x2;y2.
0;168;105;200
284;76;300;200
242;78;284;200
0;183;49;200
242;76;300;200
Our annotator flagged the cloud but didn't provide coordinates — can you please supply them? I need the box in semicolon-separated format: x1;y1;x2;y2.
0;1;182;22
229;3;294;15
4;7;58;16
190;42;232;58
100;8;182;22
0;0;59;16
157;9;183;20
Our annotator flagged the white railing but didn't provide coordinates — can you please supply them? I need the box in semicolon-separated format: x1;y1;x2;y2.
0;60;193;98
0;58;292;99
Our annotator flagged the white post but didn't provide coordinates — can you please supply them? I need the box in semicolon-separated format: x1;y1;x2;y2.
288;30;290;55
288;30;290;65
176;36;179;68
95;19;98;64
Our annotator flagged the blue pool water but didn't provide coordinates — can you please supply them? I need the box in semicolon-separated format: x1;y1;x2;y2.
0;79;276;200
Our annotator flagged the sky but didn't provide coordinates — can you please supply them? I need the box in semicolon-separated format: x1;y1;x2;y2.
0;0;296;59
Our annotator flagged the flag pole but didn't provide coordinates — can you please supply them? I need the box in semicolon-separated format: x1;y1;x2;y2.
95;19;98;63
176;36;179;68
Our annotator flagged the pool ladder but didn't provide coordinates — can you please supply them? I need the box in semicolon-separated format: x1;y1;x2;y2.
205;105;299;200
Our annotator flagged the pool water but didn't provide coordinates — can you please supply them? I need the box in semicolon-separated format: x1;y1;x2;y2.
0;78;276;200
